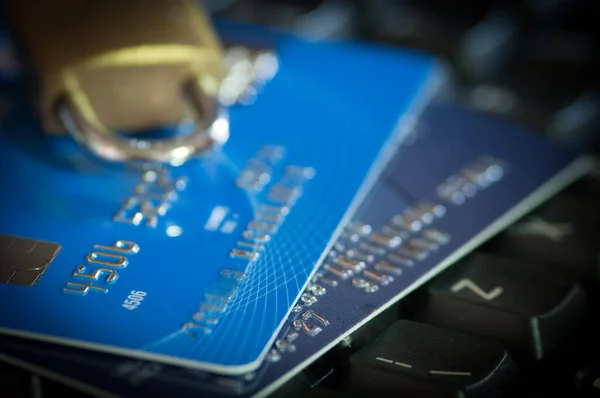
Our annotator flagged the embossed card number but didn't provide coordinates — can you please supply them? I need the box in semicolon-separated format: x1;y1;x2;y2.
114;167;188;228
62;240;139;296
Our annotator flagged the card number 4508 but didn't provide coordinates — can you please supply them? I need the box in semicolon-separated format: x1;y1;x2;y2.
122;290;147;310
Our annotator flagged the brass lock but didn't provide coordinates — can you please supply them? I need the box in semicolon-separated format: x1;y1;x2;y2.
7;0;229;164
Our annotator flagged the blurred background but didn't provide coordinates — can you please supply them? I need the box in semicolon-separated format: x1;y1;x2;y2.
209;0;600;153
1;0;598;150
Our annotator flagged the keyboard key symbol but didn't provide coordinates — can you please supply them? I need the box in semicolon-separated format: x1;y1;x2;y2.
508;217;573;242
0;235;61;286
450;278;504;301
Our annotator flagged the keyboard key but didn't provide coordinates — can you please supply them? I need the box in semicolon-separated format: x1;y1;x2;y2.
458;8;521;80
345;320;517;398
305;387;348;398
269;370;318;398
574;363;600;396
485;191;600;292
0;361;34;395
39;377;82;396
0;361;80;396
306;304;403;391
414;253;589;362
361;1;492;80
547;89;600;149
567;173;600;210
463;30;595;133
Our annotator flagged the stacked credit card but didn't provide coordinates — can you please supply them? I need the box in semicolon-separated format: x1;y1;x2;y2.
0;20;593;398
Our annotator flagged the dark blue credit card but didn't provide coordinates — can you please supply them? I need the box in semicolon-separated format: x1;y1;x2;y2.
0;101;591;397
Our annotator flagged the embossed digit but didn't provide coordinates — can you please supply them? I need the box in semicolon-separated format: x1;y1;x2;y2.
293;310;329;336
86;252;128;268
62;282;108;296
73;265;119;283
94;241;140;255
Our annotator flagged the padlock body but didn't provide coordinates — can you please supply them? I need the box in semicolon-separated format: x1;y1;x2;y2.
8;0;224;133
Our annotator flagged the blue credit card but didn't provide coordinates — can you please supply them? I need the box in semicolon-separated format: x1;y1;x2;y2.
0;101;591;397
0;25;443;374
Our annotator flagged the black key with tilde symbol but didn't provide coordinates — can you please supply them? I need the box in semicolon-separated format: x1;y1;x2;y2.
414;253;589;363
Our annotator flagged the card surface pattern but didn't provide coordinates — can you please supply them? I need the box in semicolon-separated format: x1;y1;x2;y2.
0;102;590;397
0;30;441;374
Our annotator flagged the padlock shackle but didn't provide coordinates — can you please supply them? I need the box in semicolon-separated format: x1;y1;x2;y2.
56;79;230;165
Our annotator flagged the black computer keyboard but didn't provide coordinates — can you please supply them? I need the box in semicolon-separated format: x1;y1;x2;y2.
300;171;600;397
2;1;599;397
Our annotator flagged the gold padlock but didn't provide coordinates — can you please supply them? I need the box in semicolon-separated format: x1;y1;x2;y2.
7;0;229;164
